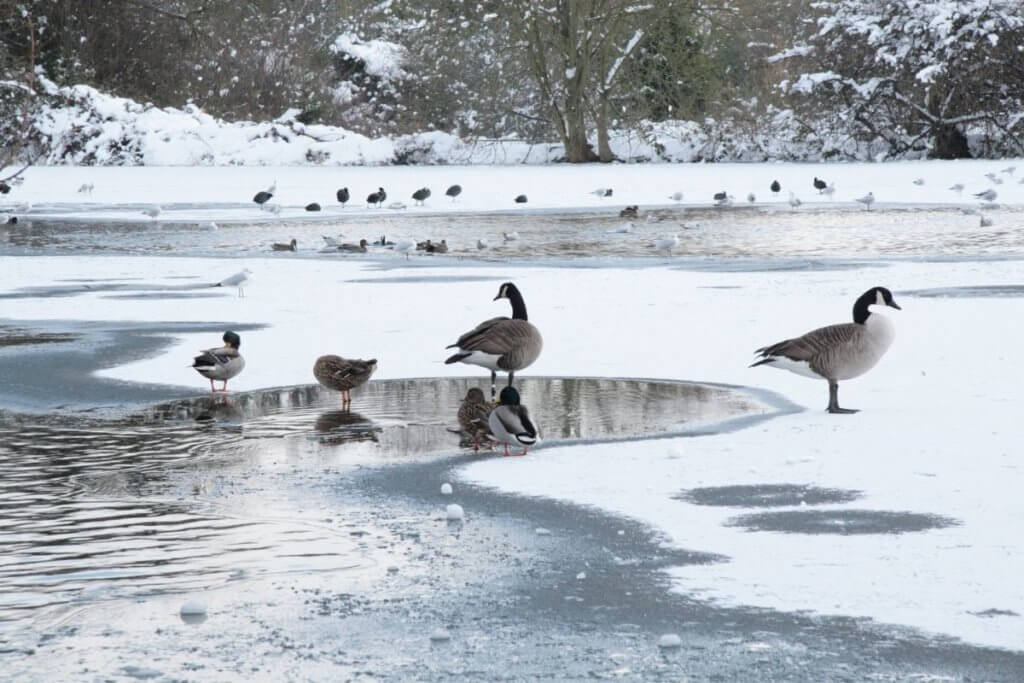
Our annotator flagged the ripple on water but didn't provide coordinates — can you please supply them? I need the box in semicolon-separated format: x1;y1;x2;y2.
0;376;767;633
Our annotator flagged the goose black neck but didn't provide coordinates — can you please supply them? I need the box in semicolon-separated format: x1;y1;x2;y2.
507;286;528;320
852;294;872;325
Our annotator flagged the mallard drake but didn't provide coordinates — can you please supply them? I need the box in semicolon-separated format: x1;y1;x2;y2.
412;187;431;205
272;238;297;251
192;331;245;393
338;239;368;253
487;386;538;456
751;287;900;414
445;282;543;399
366;187;387;208
313;355;378;407
457;387;493;451
446;184;462;201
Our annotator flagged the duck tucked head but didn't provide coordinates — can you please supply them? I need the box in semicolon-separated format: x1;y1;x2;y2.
853;286;901;324
498;386;521;406
223;330;241;349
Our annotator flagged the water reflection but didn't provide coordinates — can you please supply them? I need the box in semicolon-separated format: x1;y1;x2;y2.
0;376;764;635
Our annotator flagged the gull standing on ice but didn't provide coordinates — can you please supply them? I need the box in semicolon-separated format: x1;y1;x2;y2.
751;286;901;414
654;234;679;254
192;331;245;393
949;183;964;194
215;268;252;297
445;282;543;400
854;192;875;210
974;189;997;202
503;231;520;242
143;205;162;220
668;191;684;202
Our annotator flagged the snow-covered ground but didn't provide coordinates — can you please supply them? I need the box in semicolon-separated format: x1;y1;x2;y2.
2;160;1024;652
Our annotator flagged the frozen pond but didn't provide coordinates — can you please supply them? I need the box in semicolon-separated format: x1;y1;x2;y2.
4;203;1024;261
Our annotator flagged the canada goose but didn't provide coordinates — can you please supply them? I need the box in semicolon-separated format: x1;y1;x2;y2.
770;180;781;194
314;355;377;407
374;235;394;247
367;187;387;207
445;282;543;399
336;187;350;206
446;184;462;201
854;192;875;210
458;387;493;451
192;331;245;393
412;187;431;205
338;239;368;253
488;386;538;456
214;268;252;297
271;238;297;251
713;192;732;206
751;286;901;414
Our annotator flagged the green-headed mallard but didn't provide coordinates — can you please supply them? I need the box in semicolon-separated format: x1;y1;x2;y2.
192;331;245;393
488;386;538;456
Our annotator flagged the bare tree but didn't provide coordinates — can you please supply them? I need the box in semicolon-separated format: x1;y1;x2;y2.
0;1;43;182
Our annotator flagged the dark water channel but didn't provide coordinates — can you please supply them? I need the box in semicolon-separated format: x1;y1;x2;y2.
0;376;762;640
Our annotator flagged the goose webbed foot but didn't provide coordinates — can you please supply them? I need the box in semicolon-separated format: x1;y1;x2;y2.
826;381;858;414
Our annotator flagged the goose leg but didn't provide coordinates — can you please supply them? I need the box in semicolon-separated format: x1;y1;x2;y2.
507;371;515;387
209;378;216;393
490;370;497;401
827;380;858;414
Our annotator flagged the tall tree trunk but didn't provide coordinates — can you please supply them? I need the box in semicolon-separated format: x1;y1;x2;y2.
596;89;613;162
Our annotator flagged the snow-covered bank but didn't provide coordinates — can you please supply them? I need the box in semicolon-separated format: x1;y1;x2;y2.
1;250;1024;651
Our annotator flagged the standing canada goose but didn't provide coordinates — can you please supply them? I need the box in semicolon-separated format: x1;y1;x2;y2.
412;187;431;205
488;386;538;456
751;286;901;414
336;187;350;206
445;282;543;400
271;238;297;251
192;331;245;393
457;387;493;451
446;184;462;201
314;355;377;407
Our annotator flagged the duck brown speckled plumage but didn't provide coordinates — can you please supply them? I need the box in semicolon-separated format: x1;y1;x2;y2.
313;355;378;407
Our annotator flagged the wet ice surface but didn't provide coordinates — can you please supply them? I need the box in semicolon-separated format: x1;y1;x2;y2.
3;203;1024;261
0;377;760;646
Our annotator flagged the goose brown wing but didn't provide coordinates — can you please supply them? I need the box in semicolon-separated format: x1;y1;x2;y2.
755;322;861;363
450;317;509;352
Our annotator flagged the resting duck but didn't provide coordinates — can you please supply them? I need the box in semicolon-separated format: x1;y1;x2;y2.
457;387;493;451
488;386;538;456
192;331;245;393
313;355;378;407
272;238;297;251
338;239;368;253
